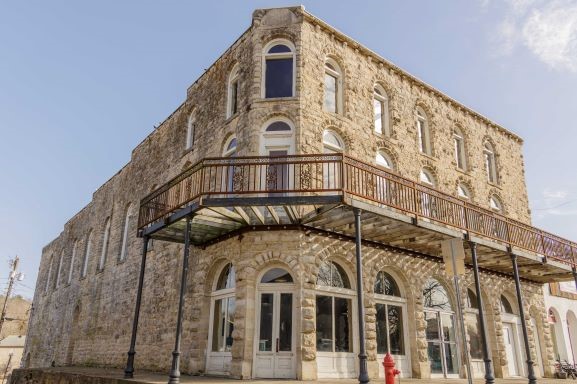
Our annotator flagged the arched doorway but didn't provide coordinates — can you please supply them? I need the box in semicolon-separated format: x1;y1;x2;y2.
206;263;236;375
374;271;410;378
253;267;296;379
423;278;459;378
549;307;568;362
567;311;577;364
65;304;81;365
501;295;523;377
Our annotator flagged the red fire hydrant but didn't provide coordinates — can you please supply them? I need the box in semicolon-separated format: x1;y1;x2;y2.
383;352;400;384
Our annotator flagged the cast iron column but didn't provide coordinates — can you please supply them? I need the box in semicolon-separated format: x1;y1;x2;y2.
469;240;495;384
168;217;192;384
354;208;370;384
510;251;537;384
124;236;149;378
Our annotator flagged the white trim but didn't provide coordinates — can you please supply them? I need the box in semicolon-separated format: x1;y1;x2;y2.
324;58;343;114
261;39;296;99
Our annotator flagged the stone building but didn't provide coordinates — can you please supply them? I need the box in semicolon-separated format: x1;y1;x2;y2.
23;6;577;382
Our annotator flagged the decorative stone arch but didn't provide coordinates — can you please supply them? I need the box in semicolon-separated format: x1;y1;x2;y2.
418;162;439;188
488;189;506;215
375;146;398;171
311;245;357;289
244;252;303;284
455;176;475;201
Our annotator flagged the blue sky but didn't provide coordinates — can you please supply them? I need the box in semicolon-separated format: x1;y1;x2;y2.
1;0;576;298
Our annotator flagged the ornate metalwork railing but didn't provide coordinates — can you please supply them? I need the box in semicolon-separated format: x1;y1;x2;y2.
138;153;577;266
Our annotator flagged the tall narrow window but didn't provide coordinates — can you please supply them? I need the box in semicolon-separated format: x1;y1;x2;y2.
81;232;92;278
227;65;240;118
374;272;406;358
324;59;342;113
44;255;54;293
98;219;111;271
211;263;236;353
416;108;431;155
67;240;77;284
374;85;390;136
322;130;344;190
55;251;63;289
264;41;294;98
119;205;132;262
483;142;498;183
186;112;195;150
453;128;466;170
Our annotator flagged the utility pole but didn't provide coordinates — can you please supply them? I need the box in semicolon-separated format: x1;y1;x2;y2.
0;256;24;338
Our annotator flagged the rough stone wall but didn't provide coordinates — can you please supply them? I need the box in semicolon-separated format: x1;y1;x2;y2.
25;5;546;381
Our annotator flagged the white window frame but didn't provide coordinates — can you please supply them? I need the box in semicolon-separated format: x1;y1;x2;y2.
416;108;432;155
376;151;393;170
420;169;436;187
67;241;77;284
226;64;240;118
453;128;467;170
119;205;132;262
374;85;390;136
322;130;344;154
262;39;296;99
98;219;111;271
185;112;195;150
55;251;63;289
483;142;498;183
324;58;343;114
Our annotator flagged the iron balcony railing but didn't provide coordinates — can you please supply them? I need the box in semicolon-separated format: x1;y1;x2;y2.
138;153;577;267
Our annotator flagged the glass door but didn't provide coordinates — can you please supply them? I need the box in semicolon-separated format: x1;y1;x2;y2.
255;292;295;378
425;311;459;378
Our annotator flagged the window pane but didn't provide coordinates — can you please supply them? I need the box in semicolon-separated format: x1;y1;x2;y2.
266;58;293;98
279;293;293;351
261;268;293;283
423;279;451;311
441;313;457;343
376;303;389;354
466;313;483;359
374;98;383;133
212;299;225;351
317;262;332;287
225;297;235;352
217;264;235;290
334;297;351;352
428;342;443;373
388;305;404;355
324;73;337;113
265;121;291;132
316;295;333;352
425;311;440;341
259;293;274;351
444;343;459;374
374;271;400;296
231;81;238;114
268;44;291;53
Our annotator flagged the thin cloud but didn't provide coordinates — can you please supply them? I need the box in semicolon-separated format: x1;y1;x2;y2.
489;0;577;73
533;188;577;216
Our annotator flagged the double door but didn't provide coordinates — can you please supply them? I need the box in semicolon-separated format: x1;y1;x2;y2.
254;291;295;378
425;310;459;378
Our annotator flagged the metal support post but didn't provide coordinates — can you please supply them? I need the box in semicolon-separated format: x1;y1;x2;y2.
168;217;192;384
469;240;495;384
510;251;537;384
124;236;150;378
354;208;370;384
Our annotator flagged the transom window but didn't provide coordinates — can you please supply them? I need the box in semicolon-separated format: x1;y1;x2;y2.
416;108;432;155
322;130;344;153
423;278;451;311
324;59;342;114
374;85;390;136
500;295;515;314
317;260;350;289
261;268;294;283
483;142;498;183
457;183;471;199
376;151;394;169
453;128;466;170
374;271;401;296
489;195;503;213
211;263;236;353
420;168;436;187
223;136;237;157
263;41;295;98
265;121;291;132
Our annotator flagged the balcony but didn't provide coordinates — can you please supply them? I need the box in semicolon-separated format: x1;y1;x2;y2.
137;153;576;283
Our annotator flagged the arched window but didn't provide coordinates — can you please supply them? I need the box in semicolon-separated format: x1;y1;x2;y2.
265;121;291;132
489;195;503;213
453;128;466;170
67;240;77;284
457;183;471;200
374;271;406;359
44;255;54;293
98;218;111;271
186;112;195;150
210;263;236;357
324;59;342;114
227;64;240;118
263;41;295;98
374;85;390;136
420;168;436;187
322;130;344;154
423;278;458;376
483;141;498;183
316;260;353;353
119;204;132;262
376;150;394;170
500;295;515;314
81;232;92;278
223;136;237;157
465;289;483;360
416;107;432;155
55;251;63;289
261;268;294;283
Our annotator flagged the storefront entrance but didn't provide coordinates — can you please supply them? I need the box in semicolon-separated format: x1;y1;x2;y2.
253;268;296;379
